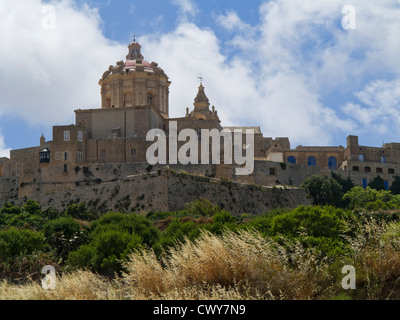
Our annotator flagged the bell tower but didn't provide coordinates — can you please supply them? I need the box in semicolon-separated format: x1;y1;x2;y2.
187;80;219;121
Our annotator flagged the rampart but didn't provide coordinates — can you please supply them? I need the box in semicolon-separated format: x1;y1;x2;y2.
2;170;311;215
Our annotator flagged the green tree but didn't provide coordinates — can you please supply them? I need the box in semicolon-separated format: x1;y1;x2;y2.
331;172;354;194
368;176;386;191
390;176;400;195
301;175;343;206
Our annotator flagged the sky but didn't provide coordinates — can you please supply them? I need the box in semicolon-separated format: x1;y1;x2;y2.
0;0;400;158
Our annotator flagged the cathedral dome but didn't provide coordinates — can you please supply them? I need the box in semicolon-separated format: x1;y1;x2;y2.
125;59;153;72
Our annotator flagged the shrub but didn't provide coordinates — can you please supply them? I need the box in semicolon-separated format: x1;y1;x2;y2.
67;230;142;275
204;211;238;235
0;203;22;215
67;212;160;274
43;217;89;261
3;213;47;230
65;203;97;221
90;212;160;247
343;187;394;210
0;228;47;260
22;200;41;215
266;206;355;259
155;218;202;254
301;175;343;206
42;217;81;239
184;199;221;217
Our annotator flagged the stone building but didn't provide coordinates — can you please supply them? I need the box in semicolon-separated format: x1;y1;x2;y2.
1;39;400;201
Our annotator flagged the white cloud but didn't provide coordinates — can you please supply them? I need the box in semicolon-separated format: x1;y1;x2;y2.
142;21;354;146
0;0;125;127
1;0;400;152
342;79;400;135
217;11;251;32
171;0;198;21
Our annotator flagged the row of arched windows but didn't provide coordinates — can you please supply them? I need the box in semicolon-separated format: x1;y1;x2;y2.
287;156;338;169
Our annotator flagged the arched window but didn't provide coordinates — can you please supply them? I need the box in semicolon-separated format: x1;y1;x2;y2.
147;92;153;106
308;156;316;167
287;156;296;164
328;156;337;169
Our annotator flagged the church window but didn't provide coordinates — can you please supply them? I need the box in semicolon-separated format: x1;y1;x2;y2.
381;156;386;163
358;154;364;162
78;131;83;142
376;167;383;173
307;156;316;167
287;156;296;164
64;152;69;161
64;131;70;141
364;167;371;173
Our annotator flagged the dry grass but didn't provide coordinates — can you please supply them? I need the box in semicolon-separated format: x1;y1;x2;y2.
2;223;400;300
347;219;400;299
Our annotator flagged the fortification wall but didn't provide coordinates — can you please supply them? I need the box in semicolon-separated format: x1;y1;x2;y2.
2;171;311;215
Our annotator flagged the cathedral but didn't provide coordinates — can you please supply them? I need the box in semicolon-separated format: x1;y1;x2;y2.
1;39;400;200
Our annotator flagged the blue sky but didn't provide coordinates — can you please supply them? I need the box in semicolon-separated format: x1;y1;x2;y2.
0;0;400;157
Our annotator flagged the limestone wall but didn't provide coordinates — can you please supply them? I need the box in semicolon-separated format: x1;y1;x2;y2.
2;171;311;215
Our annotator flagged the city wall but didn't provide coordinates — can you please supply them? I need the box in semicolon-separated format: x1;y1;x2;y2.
1;170;311;215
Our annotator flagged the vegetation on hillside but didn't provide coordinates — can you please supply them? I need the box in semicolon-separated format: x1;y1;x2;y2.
2;176;400;300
